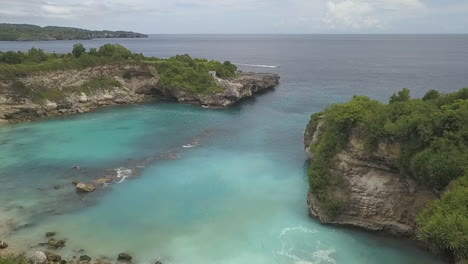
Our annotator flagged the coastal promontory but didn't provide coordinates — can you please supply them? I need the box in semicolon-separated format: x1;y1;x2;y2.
304;90;468;263
0;44;280;123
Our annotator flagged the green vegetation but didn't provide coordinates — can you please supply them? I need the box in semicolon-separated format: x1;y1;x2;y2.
0;23;147;41
418;175;468;261
0;254;28;264
307;88;468;261
149;54;237;95
0;44;238;100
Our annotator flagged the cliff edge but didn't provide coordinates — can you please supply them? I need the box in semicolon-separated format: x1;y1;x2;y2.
304;117;436;236
0;64;279;123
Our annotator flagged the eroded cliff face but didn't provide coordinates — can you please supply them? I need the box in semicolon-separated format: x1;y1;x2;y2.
304;119;436;236
0;65;280;123
0;63;160;123
159;72;280;108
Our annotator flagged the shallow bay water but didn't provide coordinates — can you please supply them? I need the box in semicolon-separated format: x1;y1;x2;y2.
2;35;468;263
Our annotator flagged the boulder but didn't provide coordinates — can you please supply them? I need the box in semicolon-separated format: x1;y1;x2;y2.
30;251;47;264
78;93;88;103
45;252;62;262
75;183;96;192
79;255;91;261
48;238;65;249
0;240;8;249
46;232;56;237
117;253;132;262
95;259;112;264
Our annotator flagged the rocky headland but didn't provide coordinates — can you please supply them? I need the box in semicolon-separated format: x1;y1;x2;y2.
0;63;280;123
304;121;436;236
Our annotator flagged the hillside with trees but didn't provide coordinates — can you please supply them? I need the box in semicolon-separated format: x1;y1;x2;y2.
0;24;148;41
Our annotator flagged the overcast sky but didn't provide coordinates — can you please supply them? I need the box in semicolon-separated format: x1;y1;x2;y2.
1;0;467;34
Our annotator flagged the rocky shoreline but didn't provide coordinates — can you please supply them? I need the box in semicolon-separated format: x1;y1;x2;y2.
1;233;160;264
0;63;280;124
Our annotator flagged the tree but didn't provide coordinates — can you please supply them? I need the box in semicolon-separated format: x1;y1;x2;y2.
27;47;47;62
88;48;98;56
97;44;132;59
72;43;86;58
422;89;440;101
389;88;411;104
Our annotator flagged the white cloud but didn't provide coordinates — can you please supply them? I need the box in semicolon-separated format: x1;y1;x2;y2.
323;0;426;30
323;1;382;29
40;5;76;16
382;0;424;9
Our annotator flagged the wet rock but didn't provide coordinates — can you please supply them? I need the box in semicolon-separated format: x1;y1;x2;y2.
60;260;67;264
75;182;96;192
30;251;47;264
79;255;91;261
45;252;62;262
95;259;112;264
117;253;132;262
38;242;48;247
46;232;56;237
155;261;163;264
72;166;81;170
12;223;32;231
0;240;8;249
53;185;63;190
48;238;65;249
95;176;114;185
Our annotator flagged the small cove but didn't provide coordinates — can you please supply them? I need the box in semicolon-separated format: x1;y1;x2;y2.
2;34;468;263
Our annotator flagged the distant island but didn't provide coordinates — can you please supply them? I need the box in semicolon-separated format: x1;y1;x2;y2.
0;23;148;41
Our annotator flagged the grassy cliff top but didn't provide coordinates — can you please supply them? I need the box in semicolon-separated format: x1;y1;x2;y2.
0;43;238;95
0;23;148;41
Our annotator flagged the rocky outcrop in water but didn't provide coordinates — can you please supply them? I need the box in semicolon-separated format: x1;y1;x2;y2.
75;182;96;193
304;119;436;236
0;64;280;123
0;241;8;249
164;72;281;108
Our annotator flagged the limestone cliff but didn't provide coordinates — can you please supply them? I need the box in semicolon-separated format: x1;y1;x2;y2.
0;63;159;122
155;72;280;108
304;118;436;236
0;65;279;123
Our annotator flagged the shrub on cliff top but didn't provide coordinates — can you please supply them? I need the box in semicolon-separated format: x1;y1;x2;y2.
150;54;237;95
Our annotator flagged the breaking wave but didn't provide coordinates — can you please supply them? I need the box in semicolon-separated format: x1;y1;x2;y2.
234;63;280;68
277;225;336;264
115;167;132;183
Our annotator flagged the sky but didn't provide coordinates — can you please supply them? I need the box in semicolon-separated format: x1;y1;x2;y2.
0;0;467;34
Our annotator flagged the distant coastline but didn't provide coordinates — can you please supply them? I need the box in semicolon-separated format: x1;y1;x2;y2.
0;23;148;41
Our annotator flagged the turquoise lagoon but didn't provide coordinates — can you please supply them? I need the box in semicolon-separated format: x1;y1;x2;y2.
2;34;468;263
